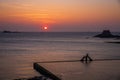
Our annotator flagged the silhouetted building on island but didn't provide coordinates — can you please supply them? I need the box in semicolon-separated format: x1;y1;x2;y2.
94;30;120;38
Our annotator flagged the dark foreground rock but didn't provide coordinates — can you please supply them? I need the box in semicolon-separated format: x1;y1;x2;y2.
94;30;120;38
14;76;52;80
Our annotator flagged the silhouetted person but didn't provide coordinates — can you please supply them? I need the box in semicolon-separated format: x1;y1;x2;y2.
86;54;93;61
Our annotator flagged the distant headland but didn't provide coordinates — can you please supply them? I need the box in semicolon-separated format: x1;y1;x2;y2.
2;30;20;33
94;30;120;38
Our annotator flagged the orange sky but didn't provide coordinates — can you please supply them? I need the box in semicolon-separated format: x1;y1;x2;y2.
0;0;120;32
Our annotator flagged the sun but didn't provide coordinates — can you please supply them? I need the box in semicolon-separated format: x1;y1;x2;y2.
44;26;48;30
41;24;48;31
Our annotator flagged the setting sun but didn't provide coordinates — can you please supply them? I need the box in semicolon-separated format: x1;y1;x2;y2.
43;26;48;30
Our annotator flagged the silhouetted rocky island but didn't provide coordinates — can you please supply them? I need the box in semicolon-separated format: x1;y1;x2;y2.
2;30;19;33
94;30;120;38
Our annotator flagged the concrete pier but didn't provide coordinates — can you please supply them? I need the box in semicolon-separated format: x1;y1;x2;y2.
33;60;120;80
33;63;61;80
33;59;120;80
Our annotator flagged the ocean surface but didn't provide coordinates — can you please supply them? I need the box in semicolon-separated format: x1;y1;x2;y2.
0;32;120;80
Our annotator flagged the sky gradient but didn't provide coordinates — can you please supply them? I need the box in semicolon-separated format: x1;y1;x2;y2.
0;0;120;32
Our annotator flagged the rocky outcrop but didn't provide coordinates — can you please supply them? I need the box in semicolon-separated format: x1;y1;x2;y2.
2;30;19;33
94;30;120;38
106;42;120;44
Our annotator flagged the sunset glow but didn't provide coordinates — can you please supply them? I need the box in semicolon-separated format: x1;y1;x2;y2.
44;26;48;30
0;0;120;32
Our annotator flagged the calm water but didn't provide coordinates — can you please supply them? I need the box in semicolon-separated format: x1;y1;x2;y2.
0;32;120;80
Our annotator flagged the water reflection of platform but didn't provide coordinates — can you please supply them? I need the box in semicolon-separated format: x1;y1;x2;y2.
34;60;120;80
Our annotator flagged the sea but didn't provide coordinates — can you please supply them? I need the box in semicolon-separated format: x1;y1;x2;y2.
0;32;120;80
